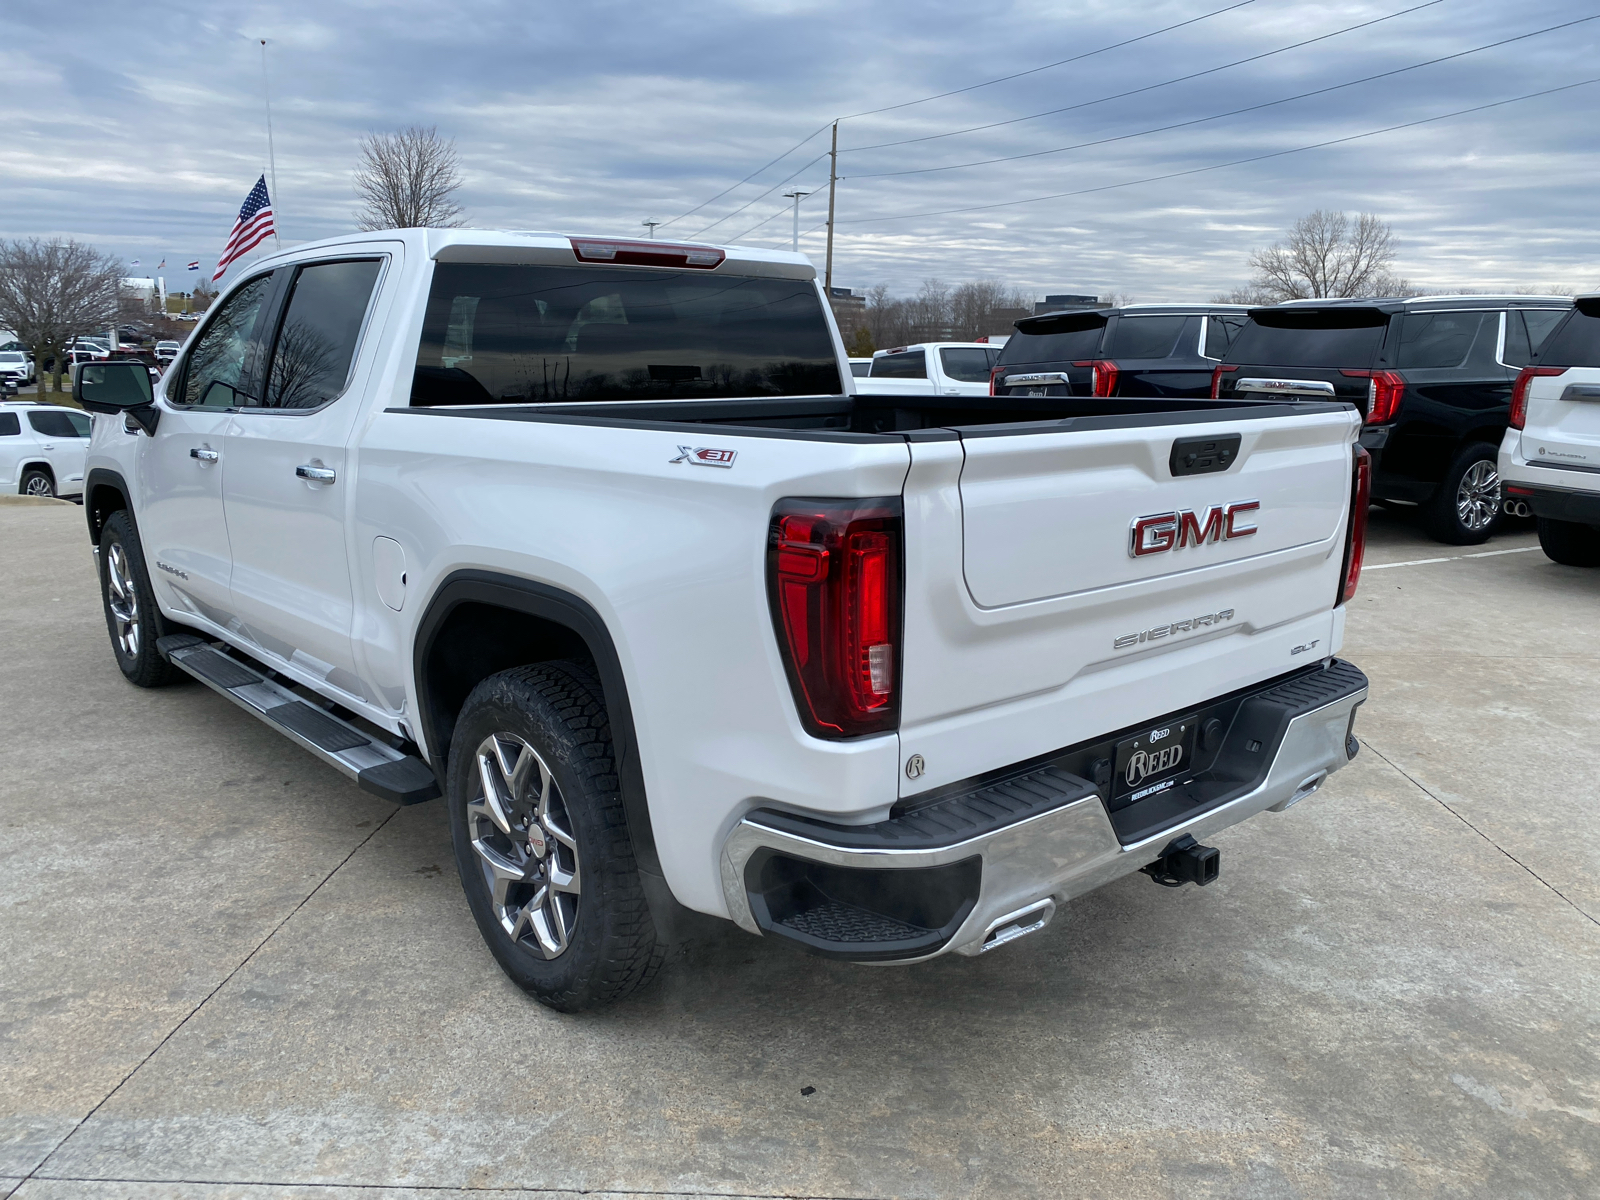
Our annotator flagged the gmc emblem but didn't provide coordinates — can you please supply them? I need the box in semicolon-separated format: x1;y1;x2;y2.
1130;500;1259;557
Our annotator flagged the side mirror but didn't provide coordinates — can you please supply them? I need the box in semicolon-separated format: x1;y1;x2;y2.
74;361;158;434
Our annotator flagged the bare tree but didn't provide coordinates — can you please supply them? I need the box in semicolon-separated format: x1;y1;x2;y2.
948;279;1033;340
354;125;466;230
1244;210;1410;302
0;238;123;392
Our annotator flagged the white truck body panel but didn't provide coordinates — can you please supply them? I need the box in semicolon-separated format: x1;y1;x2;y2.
82;227;1367;957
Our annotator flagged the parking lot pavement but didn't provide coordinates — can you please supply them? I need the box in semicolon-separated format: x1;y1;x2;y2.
2;504;1596;1200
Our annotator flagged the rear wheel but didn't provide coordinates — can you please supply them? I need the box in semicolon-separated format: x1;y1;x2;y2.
20;469;54;498
1420;443;1501;545
98;510;182;687
448;662;663;1012
1537;517;1600;567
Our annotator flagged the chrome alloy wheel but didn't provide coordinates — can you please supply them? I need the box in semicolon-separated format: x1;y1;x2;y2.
105;541;141;657
1456;459;1501;532
467;733;581;958
24;475;52;497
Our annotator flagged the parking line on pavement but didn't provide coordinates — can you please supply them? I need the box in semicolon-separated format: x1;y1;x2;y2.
1366;546;1540;571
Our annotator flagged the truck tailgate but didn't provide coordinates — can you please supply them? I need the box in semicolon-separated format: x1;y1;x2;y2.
898;406;1359;797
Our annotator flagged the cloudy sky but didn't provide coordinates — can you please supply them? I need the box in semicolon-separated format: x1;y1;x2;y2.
5;0;1599;300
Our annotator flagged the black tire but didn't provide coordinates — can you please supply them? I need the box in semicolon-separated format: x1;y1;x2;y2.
1537;517;1600;567
98;510;182;687
20;468;54;498
1419;442;1502;545
448;662;663;1012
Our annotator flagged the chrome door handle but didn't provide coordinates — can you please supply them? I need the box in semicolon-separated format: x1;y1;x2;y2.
190;447;219;462
296;464;336;484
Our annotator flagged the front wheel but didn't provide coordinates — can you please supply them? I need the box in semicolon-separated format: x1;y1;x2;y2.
1537;517;1600;567
448;662;663;1012
98;510;182;687
1420;443;1501;545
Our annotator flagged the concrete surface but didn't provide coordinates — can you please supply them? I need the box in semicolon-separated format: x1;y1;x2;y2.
1;503;1595;1199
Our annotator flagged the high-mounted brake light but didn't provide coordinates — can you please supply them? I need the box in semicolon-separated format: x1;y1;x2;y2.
1073;359;1119;397
1338;446;1372;606
1210;364;1238;399
767;498;902;738
569;238;725;269
1340;369;1405;424
1511;366;1567;429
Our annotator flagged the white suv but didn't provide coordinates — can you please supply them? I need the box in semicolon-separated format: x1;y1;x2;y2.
0;351;35;388
0;401;91;498
1501;295;1600;566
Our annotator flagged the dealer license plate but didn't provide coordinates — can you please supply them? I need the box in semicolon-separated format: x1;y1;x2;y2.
1112;715;1197;805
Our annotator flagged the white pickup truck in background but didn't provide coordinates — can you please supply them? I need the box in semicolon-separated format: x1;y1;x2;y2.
75;228;1370;1011
853;341;1001;398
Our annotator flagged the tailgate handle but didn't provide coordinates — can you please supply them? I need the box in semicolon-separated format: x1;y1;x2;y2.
1170;434;1241;477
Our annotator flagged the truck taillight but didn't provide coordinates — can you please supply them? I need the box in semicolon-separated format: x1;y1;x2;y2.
1338;446;1372;606
1511;366;1567;429
768;498;902;738
1073;359;1119;397
989;364;1004;396
1210;364;1238;399
1340;369;1405;423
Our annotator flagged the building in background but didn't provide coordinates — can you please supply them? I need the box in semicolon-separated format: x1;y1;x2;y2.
828;287;865;330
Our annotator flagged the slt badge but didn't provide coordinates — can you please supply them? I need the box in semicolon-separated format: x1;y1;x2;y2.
670;446;737;468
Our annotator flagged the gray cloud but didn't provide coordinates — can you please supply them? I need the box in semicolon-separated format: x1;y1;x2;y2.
2;0;1597;299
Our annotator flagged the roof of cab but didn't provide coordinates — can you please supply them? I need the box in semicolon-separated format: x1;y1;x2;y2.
237;227;816;282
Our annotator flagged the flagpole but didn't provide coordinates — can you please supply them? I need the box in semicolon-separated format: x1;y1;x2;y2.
259;38;281;244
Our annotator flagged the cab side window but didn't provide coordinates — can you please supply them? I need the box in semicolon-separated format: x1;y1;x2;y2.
178;273;275;408
258;259;383;409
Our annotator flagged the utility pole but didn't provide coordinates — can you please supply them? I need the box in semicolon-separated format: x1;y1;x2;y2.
259;38;281;244
824;120;838;294
642;220;660;239
782;191;810;253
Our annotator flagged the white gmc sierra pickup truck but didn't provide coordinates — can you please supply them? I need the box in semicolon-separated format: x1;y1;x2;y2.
75;229;1370;1011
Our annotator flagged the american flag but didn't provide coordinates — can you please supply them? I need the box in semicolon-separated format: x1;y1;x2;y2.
212;176;275;281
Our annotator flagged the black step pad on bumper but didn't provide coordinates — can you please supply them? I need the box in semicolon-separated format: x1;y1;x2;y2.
156;634;439;805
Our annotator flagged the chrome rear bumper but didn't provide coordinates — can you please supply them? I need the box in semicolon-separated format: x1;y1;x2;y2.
720;663;1366;963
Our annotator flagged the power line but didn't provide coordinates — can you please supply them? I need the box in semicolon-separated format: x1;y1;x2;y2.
829;77;1600;228
657;122;831;230
841;0;1447;155
663;0;1261;232
838;0;1261;119
845;13;1598;181
690;151;829;237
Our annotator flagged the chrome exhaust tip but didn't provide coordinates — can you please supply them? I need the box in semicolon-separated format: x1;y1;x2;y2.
1503;499;1531;518
979;898;1056;952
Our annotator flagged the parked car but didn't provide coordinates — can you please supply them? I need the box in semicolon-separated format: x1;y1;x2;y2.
0;350;35;387
69;338;110;360
847;357;872;378
154;340;182;364
1500;294;1600;566
991;304;1251;401
76;228;1369;1011
854;342;1002;397
0;401;90;498
1214;295;1572;544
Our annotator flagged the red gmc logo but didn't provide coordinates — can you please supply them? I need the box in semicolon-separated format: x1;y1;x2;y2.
1130;500;1259;557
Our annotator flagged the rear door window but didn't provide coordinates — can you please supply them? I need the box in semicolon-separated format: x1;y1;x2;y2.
1226;313;1388;368
27;411;89;438
1535;309;1600;367
1396;312;1490;369
938;347;998;382
413;263;841;404
871;350;928;378
258;259;383;409
1107;315;1186;359
1204;315;1247;359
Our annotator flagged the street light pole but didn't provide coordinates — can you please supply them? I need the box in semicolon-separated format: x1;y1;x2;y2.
642;220;660;239
782;191;810;253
